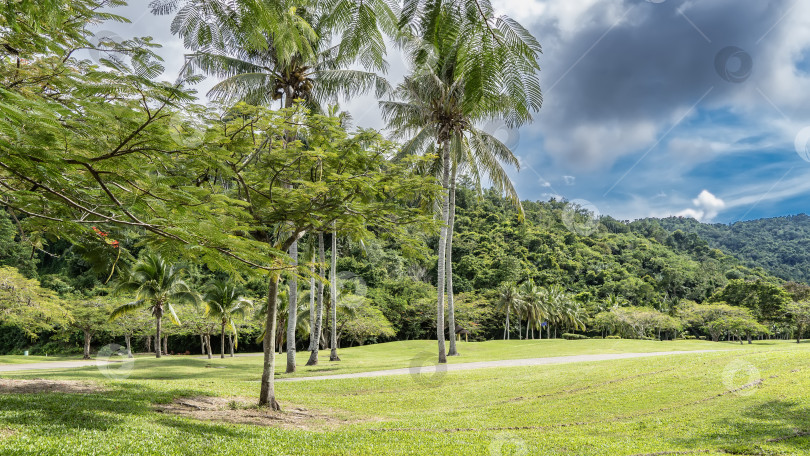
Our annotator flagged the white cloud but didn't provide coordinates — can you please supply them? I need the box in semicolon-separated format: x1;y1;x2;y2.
676;190;726;221
563;175;576;185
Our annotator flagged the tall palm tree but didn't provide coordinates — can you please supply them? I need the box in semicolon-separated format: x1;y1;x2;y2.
383;2;541;362
110;253;199;358
496;282;523;340
203;280;252;358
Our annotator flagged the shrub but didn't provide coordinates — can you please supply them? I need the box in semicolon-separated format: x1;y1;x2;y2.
606;335;621;339
562;333;588;340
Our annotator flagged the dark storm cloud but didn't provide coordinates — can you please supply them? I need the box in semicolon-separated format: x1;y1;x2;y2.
530;0;793;169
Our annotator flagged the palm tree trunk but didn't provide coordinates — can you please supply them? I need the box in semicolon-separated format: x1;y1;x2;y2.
221;321;226;359
286;240;298;372
436;142;451;364
200;334;205;355
146;335;151;353
259;273;281;410
329;230;340;361
155;314;162;358
506;308;510;340
546;324;550;339
308;263;316;351
83;330;92;360
446;166;458;356
229;334;235;357
307;233;326;366
163;335;168;355
206;334;213;359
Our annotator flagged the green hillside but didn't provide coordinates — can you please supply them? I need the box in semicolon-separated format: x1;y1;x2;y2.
653;214;810;284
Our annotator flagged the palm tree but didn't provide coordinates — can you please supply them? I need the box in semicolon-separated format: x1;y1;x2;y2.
521;280;549;339
110;253;199;358
496;282;523;340
383;2;541;362
203;280;252;359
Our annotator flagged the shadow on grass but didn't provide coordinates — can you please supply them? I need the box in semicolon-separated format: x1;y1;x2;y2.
672;399;810;453
0;382;220;433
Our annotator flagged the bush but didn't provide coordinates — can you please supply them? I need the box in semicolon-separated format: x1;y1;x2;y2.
562;333;588;340
683;335;697;340
606;335;621;339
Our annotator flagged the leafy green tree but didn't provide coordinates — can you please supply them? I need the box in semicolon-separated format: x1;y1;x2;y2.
110;253;199;358
709;279;790;323
0;266;68;339
64;297;114;359
204;280;252;358
786;301;810;343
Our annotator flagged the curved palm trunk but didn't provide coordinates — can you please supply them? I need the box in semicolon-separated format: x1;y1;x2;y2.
259;273;282;410
329;230;340;361
286;241;298;373
220;321;226;359
306;233;326;366
446;165;458;356
436;142;451;364
229;334;235;356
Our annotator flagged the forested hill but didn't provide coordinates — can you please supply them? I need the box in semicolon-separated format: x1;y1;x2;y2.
369;184;777;315
651;215;810;284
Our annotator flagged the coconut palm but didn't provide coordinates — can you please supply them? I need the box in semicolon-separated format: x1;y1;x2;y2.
383;2;541;362
521;280;549;339
203;280;252;358
110;253;199;358
496;282;523;340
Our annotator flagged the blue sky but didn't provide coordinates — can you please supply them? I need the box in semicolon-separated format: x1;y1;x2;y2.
98;0;810;224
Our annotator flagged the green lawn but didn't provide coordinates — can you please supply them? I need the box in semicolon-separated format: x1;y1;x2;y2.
0;355;79;365
0;339;808;455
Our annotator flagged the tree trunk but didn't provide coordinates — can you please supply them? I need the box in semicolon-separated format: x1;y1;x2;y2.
163;335;168;355
83;330;92;360
200;334;206;355
155;313;162;358
506;308;510;340
229;334;235;357
308;262;316;351
446;166;459;356
124;334;133;358
307;233;326;366
329;230;340;361
546;324;550;339
221;321;226;359
435;142;450;364
146;335;151;353
286;240;298;372
206;334;213;359
259;273;282;410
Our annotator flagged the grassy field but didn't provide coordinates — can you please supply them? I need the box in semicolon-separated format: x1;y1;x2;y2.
0;339;808;455
0;355;81;365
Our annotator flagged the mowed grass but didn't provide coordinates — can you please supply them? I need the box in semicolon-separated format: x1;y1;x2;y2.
0;339;807;455
0;355;80;365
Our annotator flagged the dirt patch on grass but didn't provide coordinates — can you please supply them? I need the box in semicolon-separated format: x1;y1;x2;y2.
0;379;105;394
154;396;372;430
0;427;16;439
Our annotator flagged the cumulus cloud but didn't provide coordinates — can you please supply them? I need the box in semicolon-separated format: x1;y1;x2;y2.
677;190;726;221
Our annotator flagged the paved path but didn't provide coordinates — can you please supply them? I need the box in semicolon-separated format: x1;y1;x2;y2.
0;350;719;377
278;350;719;382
